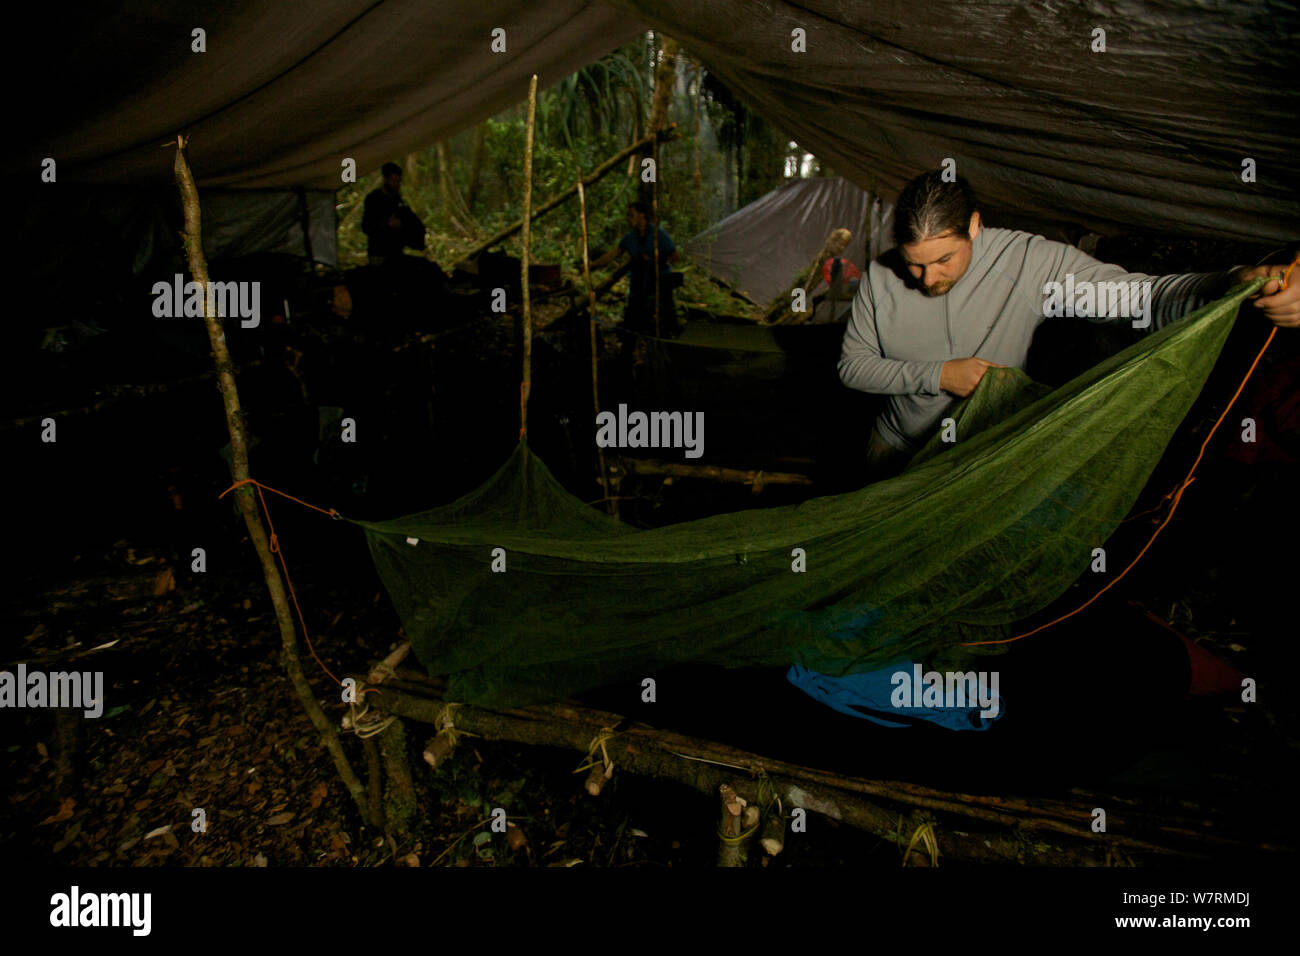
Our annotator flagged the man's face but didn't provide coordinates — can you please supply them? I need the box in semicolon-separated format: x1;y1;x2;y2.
900;212;980;296
384;172;402;194
627;208;646;231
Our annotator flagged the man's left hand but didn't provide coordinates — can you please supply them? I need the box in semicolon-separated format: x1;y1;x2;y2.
1234;264;1299;328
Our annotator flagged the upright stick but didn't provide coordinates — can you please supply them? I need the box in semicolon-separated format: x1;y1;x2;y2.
577;176;615;516
652;145;661;337
170;136;372;827
519;74;538;440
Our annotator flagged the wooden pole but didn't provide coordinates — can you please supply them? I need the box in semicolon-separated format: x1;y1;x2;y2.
760;808;786;856
717;784;745;867
577;175;615;517
465;131;662;260
170;136;373;827
647;36;678;338
358;683;1289;864
520;74;537;440
653;152;661;337
608;456;813;490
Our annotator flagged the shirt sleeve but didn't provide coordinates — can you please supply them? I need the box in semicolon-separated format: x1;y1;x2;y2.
619;231;635;257
837;273;945;396
1035;238;1233;332
658;228;676;257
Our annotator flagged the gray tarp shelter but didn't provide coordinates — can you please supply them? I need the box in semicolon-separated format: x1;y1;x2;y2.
8;0;1298;266
682;176;894;311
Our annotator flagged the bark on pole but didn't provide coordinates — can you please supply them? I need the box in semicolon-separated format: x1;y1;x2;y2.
355;683;1287;865
520;74;538;439
170;135;373;827
646;36;678;337
577;175;615;516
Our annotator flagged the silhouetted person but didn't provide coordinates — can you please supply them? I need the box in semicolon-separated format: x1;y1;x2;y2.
362;163;426;265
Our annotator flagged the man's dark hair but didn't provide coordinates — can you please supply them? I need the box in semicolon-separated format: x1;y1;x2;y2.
381;162;402;177
627;200;653;219
893;171;977;247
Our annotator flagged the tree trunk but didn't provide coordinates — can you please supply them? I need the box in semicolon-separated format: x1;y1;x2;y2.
641;35;678;209
437;141;475;239
467;122;487;210
170;136;373;828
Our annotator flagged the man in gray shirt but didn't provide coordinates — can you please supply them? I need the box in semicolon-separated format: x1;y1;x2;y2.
839;170;1298;480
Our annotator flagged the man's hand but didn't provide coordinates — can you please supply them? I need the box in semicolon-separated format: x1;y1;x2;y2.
1233;264;1299;329
387;214;402;229
940;357;1003;397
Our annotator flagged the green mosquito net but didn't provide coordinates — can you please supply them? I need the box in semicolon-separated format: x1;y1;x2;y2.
353;279;1264;706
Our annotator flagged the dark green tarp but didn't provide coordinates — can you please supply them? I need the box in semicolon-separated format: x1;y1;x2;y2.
356;280;1265;706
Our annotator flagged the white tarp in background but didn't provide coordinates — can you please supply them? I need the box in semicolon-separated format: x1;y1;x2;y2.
683;177;891;306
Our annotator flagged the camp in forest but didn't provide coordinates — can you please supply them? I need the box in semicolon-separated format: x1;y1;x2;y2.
4;0;1299;923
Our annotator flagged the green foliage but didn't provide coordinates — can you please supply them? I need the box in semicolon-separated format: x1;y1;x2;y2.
335;37;793;311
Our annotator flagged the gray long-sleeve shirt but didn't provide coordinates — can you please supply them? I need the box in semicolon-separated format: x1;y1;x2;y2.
837;226;1233;453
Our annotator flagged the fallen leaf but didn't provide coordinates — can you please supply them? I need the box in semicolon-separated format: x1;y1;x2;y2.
253;852;268;867
144;825;172;840
40;798;76;825
310;782;328;809
266;812;294;826
53;822;82;853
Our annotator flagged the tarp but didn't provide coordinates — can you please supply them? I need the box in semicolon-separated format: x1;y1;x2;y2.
11;2;1297;242
15;186;338;323
682;177;892;305
10;1;642;190
612;0;1300;243
355;278;1267;707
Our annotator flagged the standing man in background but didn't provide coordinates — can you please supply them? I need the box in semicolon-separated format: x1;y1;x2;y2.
362;162;426;266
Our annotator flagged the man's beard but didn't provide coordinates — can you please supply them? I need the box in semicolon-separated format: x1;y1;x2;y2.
921;280;953;297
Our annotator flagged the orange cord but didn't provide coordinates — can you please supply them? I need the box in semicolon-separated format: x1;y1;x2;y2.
963;255;1297;647
219;478;342;685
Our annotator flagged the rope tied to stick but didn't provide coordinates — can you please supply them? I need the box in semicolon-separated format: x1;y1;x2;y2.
434;703;480;747
574;727;618;778
717;820;762;845
753;766;782;817
217;477;344;685
346;696;396;739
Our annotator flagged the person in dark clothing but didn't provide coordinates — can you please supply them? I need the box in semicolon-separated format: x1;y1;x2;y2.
586;200;681;336
361;162;426;265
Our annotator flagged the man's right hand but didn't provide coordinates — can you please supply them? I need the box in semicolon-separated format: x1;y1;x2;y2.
940;357;1003;397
